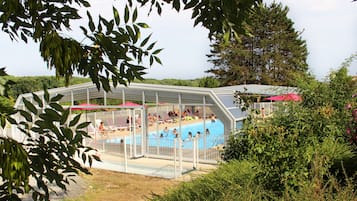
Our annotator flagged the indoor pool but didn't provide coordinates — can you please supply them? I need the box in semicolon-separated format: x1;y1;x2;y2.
106;120;224;149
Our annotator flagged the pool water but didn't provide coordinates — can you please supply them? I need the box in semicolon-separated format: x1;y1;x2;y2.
106;120;224;149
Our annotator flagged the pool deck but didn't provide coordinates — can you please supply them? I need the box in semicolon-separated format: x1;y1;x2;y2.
86;153;218;179
98;118;209;140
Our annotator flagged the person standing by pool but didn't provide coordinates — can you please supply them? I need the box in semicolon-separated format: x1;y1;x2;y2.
98;122;106;135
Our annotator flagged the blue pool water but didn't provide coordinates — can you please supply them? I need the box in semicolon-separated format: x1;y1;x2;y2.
106;120;224;149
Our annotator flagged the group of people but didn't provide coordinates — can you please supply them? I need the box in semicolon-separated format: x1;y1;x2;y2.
185;129;210;141
159;126;210;141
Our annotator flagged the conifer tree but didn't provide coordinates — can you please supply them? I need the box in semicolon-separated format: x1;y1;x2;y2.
207;2;308;86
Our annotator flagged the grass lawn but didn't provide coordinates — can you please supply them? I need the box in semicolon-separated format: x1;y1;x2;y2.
64;168;179;201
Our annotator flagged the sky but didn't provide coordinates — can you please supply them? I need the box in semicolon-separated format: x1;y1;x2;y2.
0;0;356;80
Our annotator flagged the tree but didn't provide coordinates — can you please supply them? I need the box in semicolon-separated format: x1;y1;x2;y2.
0;0;261;91
0;69;100;201
207;2;308;86
198;77;220;88
221;64;357;195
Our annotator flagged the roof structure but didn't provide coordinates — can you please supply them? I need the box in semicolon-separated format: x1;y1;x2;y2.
15;82;297;137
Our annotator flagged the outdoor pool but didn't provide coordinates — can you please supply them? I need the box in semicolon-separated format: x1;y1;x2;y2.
106;120;224;149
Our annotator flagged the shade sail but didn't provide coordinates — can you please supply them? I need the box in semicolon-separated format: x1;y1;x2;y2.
264;93;302;102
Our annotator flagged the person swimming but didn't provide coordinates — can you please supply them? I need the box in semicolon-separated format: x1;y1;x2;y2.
172;128;178;138
162;126;169;137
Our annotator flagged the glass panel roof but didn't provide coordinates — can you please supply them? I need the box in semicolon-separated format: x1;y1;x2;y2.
215;94;247;119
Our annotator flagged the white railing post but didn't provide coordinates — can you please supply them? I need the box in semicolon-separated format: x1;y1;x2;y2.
193;137;196;169
196;137;199;169
179;138;183;176
174;138;177;178
124;136;128;172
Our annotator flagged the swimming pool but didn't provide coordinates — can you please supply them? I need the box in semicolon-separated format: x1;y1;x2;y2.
106;120;224;149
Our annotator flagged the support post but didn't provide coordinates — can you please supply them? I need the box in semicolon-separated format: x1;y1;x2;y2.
178;93;183;175
203;96;207;160
174;138;177;178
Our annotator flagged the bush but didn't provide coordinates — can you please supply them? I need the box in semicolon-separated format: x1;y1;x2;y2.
151;160;275;201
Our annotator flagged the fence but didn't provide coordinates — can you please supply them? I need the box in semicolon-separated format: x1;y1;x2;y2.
5;105;222;179
84;127;224;178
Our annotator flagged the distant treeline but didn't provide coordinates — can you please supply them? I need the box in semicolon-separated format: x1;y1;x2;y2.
4;76;219;100
3;76;91;99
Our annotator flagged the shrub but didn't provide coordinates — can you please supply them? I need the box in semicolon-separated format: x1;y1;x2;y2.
151;160;275;201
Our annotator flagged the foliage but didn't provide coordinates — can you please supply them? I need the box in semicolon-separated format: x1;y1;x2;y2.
222;66;357;196
0;0;261;91
197;77;220;88
151;160;275;201
152;160;357;201
137;0;261;40
0;87;99;200
134;78;202;87
0;0;263;200
207;2;308;86
2;76;90;100
0;1;162;91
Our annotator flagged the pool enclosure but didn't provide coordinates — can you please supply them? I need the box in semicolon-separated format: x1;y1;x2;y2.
10;82;297;178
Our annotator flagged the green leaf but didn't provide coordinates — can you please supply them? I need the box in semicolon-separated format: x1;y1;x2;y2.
173;0;181;11
73;133;83;143
87;11;95;32
60;109;70;125
43;87;49;103
0;116;5;128
92;154;101;162
147;42;156;50
137;23;149;28
32;93;43;108
22;98;38;115
88;156;93;167
63;127;73;140
19;110;32;122
44;108;61;121
82;0;91;7
113;7;120;26
140;34;151;47
6;116;17;125
152;48;163;55
149;55;154;66
80;26;88;35
154;56;162;65
156;2;162;15
184;0;199;9
132;7;138;22
81;153;87;163
21;32;28;43
69;114;81;127
124;5;129;23
49;102;64;112
76;122;91;130
126;25;135;41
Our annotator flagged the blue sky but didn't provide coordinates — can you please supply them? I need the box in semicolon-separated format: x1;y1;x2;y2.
0;0;356;80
